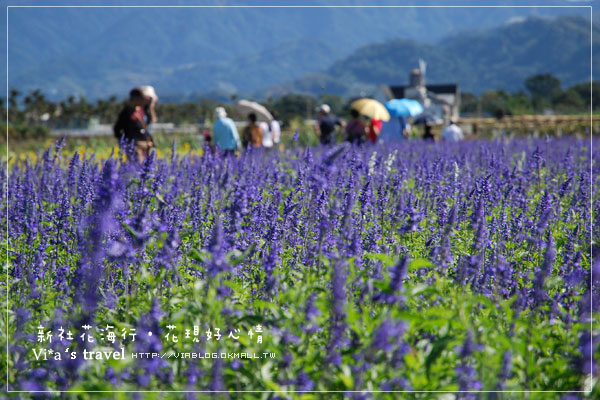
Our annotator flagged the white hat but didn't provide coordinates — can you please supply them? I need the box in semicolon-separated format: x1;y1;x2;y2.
317;104;331;114
139;85;158;102
215;107;227;118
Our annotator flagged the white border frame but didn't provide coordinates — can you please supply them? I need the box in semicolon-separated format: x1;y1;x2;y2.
4;2;595;396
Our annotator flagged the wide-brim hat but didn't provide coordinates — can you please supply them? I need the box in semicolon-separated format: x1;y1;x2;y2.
140;85;158;102
316;104;331;114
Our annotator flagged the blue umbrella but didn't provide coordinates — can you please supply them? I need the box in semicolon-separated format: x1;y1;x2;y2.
385;99;424;117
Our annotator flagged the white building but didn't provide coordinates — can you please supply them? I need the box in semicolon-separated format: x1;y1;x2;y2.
380;65;460;122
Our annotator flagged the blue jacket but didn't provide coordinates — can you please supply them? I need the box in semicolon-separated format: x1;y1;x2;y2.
212;117;241;150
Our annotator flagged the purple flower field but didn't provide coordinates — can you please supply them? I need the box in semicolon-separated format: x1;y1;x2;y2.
2;137;599;397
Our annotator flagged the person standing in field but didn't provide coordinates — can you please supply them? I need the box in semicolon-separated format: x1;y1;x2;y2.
423;123;435;141
259;120;273;149
441;119;464;142
367;118;382;144
379;116;407;144
139;85;158;134
270;111;282;150
345;109;366;145
212;106;241;155
113;88;155;162
314;104;342;145
243;113;263;149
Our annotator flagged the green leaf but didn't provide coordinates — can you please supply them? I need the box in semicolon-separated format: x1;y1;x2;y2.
364;252;395;266
121;222;138;239
155;192;166;204
228;242;257;265
425;335;454;379
261;361;273;381
339;364;354;388
188;248;205;263
408;258;435;271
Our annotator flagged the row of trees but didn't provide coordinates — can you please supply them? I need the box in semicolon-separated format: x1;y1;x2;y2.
2;90;222;127
461;74;599;118
1;74;597;140
0;90;341;129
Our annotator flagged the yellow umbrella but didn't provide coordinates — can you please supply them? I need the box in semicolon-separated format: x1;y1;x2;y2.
350;98;390;122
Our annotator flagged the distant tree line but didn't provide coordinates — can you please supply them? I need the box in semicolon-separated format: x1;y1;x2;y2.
1;90;226;127
1;73;596;140
0;90;345;140
460;74;599;118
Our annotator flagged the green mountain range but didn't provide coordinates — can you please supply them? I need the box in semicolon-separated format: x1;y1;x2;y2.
269;15;598;98
4;1;597;100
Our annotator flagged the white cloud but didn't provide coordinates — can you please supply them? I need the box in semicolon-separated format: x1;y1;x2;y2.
505;16;526;25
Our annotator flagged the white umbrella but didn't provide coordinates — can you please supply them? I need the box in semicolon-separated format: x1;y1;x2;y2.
234;100;273;122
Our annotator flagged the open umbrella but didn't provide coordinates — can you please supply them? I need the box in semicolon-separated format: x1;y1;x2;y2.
350;98;390;122
413;113;443;126
385;98;423;117
234;100;273;122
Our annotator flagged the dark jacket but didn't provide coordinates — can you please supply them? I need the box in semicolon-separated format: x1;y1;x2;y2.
113;105;148;142
318;114;341;145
